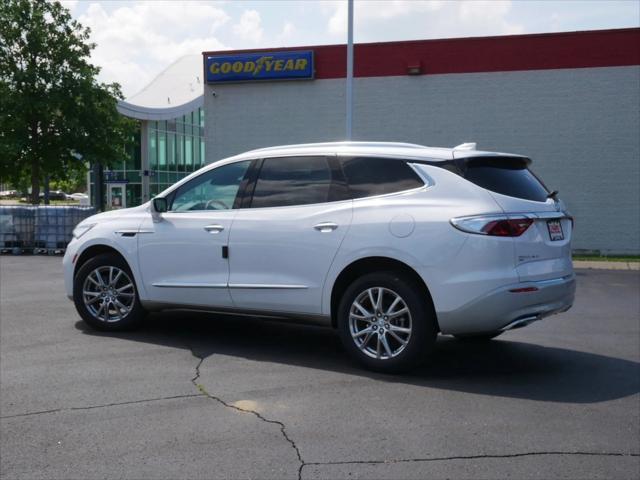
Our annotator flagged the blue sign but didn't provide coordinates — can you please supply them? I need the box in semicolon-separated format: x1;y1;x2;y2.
205;50;314;83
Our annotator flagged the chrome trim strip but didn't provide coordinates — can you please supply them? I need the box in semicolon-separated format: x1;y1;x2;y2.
533;274;575;288
114;229;154;236
151;282;309;289
228;284;308;289
152;282;227;288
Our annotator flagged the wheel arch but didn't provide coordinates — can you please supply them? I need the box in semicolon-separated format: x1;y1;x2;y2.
329;256;439;331
74;244;131;279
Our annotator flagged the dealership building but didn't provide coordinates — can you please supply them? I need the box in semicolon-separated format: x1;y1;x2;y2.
114;28;639;254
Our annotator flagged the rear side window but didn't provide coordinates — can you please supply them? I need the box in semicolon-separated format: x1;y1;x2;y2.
463;158;549;202
341;157;424;199
251;156;333;208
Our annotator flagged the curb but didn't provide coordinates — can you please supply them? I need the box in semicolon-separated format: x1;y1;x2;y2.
573;260;640;271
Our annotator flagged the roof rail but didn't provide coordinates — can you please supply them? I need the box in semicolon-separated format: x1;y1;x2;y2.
248;141;430;154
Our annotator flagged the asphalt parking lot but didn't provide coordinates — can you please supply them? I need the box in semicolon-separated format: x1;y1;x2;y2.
1;256;638;480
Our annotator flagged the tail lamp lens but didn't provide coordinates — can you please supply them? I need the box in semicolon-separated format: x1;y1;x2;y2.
451;215;534;237
482;219;533;237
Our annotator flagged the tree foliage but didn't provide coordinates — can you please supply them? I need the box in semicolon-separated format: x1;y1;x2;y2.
0;0;136;203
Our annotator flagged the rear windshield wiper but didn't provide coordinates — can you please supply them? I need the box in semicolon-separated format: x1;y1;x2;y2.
547;190;559;199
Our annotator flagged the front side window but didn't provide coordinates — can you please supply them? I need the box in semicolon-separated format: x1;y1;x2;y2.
170;160;250;211
250;156;333;208
341;157;424;199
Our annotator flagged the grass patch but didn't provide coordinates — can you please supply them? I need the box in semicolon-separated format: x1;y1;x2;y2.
573;255;640;263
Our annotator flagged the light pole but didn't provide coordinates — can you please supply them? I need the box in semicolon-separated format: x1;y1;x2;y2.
346;0;354;140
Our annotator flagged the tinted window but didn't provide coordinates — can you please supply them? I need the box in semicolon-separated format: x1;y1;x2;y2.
341;157;424;199
463;158;549;202
251;156;333;208
170;160;250;211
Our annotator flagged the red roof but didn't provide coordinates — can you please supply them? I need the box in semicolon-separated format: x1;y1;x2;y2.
202;28;640;79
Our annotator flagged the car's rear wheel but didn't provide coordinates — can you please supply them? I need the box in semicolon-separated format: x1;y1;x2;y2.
73;253;145;331
337;272;437;373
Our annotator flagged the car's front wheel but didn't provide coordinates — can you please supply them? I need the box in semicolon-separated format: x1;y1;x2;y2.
73;253;145;331
337;272;437;373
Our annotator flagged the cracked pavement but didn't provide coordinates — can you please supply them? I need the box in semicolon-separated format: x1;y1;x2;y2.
1;256;638;479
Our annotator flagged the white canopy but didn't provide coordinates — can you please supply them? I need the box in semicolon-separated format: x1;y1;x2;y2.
117;55;204;121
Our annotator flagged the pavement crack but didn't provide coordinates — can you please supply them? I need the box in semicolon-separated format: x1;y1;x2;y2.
0;393;204;420
300;451;640;475
190;349;305;479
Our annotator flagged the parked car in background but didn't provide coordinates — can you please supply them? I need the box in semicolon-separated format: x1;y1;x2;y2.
68;193;89;201
40;190;68;201
63;141;575;372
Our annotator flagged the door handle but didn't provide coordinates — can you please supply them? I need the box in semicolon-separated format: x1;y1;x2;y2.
204;224;225;234
313;222;338;233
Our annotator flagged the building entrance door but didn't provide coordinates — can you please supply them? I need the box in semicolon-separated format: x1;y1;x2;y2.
107;184;126;210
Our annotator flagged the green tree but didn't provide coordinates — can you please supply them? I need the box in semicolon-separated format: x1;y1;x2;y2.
0;0;136;204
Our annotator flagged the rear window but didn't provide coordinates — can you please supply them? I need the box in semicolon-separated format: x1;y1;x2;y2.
463;158;549;202
341;157;424;199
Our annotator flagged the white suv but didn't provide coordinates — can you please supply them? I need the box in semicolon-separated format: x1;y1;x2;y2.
63;142;575;372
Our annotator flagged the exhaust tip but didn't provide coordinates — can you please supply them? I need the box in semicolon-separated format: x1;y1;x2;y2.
500;315;540;331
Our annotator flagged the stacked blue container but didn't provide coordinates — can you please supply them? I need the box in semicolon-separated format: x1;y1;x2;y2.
1;206;96;254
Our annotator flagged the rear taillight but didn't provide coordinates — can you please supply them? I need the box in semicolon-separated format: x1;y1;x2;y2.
451;215;534;237
482;218;533;236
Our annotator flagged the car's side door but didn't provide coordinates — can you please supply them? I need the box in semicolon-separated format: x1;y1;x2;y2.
137;160;252;308
228;155;353;315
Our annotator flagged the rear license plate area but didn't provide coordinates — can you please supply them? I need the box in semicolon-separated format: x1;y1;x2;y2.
547;219;564;241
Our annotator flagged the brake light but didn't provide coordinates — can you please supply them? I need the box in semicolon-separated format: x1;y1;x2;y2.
450;215;534;237
482;218;533;237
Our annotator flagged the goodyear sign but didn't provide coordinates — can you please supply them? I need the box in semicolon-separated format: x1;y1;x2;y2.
205;50;314;83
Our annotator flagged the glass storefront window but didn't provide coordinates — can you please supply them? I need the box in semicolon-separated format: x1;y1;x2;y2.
177;135;184;171
98;106;204;210
149;129;157;170
167;132;175;169
158;130;167;168
185;136;193;168
194;136;200;168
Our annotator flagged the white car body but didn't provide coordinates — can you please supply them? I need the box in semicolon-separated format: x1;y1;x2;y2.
63;142;575;336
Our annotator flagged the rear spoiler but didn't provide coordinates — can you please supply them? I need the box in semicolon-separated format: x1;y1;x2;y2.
452;153;532;169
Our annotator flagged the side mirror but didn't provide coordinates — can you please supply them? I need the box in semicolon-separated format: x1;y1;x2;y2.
152;197;168;213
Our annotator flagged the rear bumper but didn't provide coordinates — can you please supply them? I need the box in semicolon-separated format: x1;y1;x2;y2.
437;273;576;335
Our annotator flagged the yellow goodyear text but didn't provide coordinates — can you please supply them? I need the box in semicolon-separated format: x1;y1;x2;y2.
209;56;309;77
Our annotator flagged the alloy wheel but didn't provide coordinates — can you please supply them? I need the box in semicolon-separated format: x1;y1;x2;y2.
348;287;412;360
82;266;136;323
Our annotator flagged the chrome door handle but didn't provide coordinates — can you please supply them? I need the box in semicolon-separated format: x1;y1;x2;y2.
204;224;224;234
313;222;338;233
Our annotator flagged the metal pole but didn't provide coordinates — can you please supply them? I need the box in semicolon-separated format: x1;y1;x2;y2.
346;0;354;140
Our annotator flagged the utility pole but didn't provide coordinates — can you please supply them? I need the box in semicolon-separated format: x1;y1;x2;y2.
346;0;354;140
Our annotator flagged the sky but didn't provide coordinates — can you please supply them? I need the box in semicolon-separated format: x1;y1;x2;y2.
60;0;640;98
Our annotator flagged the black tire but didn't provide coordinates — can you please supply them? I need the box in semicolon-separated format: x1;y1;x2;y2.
73;253;145;331
453;331;503;342
337;271;437;373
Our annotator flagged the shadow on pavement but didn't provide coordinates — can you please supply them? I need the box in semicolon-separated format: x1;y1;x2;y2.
76;310;640;404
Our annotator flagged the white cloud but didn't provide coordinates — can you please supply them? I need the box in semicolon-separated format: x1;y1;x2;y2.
66;0;632;98
60;0;79;13
276;22;296;46
327;0;523;39
233;9;263;44
78;1;229;96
